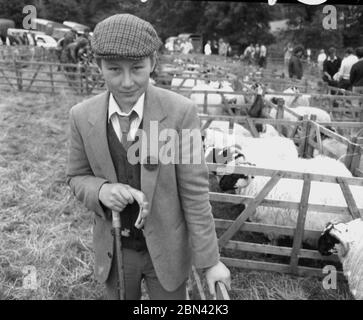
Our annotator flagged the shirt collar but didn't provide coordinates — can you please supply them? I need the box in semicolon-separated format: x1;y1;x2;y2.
108;92;145;122
327;56;337;62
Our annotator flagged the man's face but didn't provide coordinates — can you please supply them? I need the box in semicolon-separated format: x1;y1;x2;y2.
100;56;155;110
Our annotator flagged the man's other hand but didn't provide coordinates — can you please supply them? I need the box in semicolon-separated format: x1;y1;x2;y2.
99;183;134;212
205;261;231;299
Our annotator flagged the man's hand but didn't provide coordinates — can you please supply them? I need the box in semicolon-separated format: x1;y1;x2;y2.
99;183;135;212
205;261;231;299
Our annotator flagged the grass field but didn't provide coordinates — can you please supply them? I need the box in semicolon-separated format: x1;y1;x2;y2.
0;88;354;300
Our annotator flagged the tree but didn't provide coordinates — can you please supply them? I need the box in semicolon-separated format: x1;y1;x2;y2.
0;0;30;27
196;2;274;47
39;0;83;24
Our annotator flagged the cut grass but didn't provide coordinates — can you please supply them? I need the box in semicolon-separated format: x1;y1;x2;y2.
0;88;353;300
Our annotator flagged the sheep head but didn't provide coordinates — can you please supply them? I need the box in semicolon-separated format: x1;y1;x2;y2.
217;147;256;191
318;219;363;258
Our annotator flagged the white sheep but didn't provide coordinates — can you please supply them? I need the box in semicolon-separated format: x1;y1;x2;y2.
313;138;363;171
171;77;206;89
318;218;363;300
191;81;246;115
270;106;331;123
203;126;287;156
236;136;299;166
266;87;311;108
191;82;225;115
220;154;363;247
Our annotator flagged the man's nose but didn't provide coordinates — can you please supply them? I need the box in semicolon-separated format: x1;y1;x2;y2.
121;71;134;88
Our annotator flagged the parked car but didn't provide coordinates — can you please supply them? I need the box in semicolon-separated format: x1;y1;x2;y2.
63;21;90;35
7;28;44;45
35;34;57;49
33;18;71;40
0;18;15;43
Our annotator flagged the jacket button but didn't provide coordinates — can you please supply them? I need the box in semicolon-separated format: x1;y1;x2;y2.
107;252;112;259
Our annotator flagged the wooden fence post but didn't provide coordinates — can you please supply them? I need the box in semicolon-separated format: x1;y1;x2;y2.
218;172;284;248
203;91;208;114
78;66;83;94
346;136;361;175
290;174;311;274
84;64;90;94
49;64;55;95
276;98;285;135
298;115;309;157
13;57;22;91
305;115;317;158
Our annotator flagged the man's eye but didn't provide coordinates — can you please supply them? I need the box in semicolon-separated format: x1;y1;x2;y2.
109;67;119;71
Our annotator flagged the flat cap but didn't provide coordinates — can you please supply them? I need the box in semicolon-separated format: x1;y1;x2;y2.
91;14;162;60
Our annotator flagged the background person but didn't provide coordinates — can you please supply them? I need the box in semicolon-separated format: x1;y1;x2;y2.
288;46;304;80
350;47;363;94
333;47;358;91
317;49;327;73
322;47;341;89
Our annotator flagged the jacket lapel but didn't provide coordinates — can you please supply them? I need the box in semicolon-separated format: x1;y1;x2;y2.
141;85;167;212
86;86;167;211
87;91;118;183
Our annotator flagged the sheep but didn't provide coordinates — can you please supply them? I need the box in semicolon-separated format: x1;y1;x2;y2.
219;80;246;107
191;80;246;116
313;138;363;171
203;127;289;158
318;218;363;300
266;87;311;108
171;76;206;89
236;136;299;166
269;106;331;123
218;152;363;247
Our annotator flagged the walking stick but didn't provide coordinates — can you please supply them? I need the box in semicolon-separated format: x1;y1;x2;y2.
111;187;150;300
111;209;126;300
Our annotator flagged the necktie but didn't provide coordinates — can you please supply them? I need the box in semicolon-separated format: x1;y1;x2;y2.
118;111;136;149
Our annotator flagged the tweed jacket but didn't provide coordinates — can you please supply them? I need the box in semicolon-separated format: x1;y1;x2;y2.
66;84;220;292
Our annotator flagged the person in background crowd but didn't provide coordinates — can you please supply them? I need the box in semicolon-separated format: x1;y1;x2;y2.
255;44;260;65
21;32;29;45
259;44;267;68
323;47;341;100
350;47;363;94
181;38;193;54
218;38;224;56
165;39;174;52
334;47;358;90
284;43;293;76
317;49;327;73
204;40;211;56
80;28;91;42
243;43;255;65
288;46;304;80
174;38;181;53
306;48;311;64
226;42;232;57
322;47;341;89
211;40;219;55
61;37;89;64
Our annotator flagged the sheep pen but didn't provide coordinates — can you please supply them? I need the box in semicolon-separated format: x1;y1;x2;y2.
0;88;356;300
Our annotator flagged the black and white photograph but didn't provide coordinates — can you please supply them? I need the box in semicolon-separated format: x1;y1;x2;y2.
0;0;363;303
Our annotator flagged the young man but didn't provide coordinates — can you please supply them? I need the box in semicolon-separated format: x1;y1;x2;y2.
350;47;363;94
66;14;230;300
333;47;358;91
322;47;341;89
288;46;304;80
